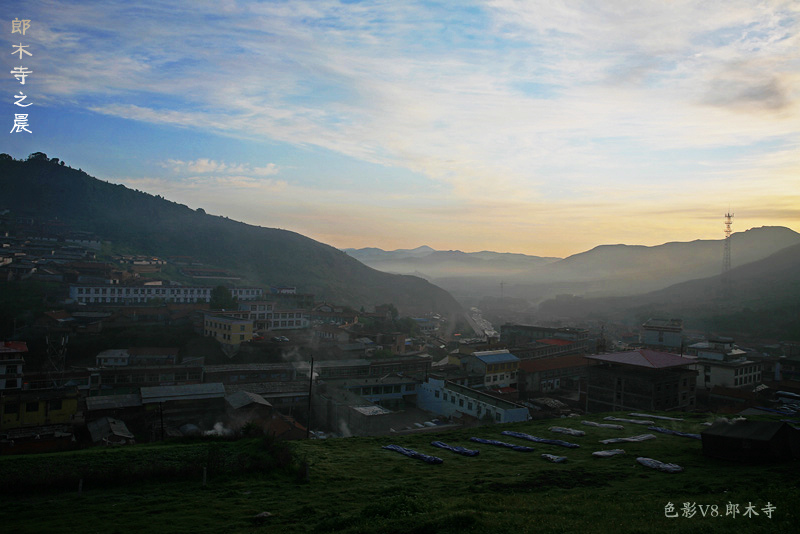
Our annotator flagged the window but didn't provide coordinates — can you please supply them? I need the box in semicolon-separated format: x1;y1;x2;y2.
495;412;502;421
4;402;19;414
459;399;464;407
48;399;62;411
26;401;39;412
442;393;447;401
451;396;455;404
467;402;473;410
434;390;440;398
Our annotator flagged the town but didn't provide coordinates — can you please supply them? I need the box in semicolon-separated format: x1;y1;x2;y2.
2;218;799;454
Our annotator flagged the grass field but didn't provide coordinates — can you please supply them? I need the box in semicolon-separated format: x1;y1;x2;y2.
3;412;797;533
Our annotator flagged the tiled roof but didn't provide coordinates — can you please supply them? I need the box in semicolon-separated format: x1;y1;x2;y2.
586;349;693;369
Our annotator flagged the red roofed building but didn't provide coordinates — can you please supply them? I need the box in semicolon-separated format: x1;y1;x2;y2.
585;349;697;413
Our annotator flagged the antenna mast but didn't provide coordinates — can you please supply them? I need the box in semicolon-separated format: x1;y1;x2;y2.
722;211;733;295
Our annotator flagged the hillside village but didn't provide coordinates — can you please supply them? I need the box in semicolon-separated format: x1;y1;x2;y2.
2;212;800;454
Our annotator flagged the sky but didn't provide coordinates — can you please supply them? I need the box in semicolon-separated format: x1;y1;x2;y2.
2;0;799;258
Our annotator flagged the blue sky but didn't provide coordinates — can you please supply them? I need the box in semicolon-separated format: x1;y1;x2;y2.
2;0;799;257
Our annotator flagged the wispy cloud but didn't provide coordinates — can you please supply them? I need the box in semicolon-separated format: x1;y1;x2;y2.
4;0;798;254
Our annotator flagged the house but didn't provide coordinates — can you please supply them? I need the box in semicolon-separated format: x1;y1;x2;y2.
416;378;530;424
87;417;136;446
500;324;589;351
641;318;683;350
96;348;130;367
0;341;26;390
313;324;351;344
687;338;762;390
203;313;254;355
128;347;179;366
0;387;80;431
463;350;520;390
585;349;697;412
701;420;800;462
518;354;589;397
225;390;273;428
140;383;227;430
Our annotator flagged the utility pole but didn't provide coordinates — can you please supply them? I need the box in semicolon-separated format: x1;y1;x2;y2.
306;357;314;439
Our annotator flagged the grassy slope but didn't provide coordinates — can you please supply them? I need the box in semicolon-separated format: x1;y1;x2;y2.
4;412;797;534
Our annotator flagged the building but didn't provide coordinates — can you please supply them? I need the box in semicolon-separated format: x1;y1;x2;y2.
518;354;589;397
96;348;130;367
585;349;697;412
0;387;80;431
0;341;27;390
500;324;589;351
69;284;264;305
688;338;762;390
463;350;520;390
338;374;419;410
641;318;683;350
416;378;530;424
203;313;254;350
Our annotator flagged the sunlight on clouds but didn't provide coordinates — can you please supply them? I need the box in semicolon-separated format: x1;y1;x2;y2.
10;0;800;254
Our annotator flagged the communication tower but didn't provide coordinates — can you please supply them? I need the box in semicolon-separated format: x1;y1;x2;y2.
722;212;733;294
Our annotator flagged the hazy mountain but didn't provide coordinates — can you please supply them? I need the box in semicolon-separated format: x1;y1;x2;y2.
0;155;462;315
344;246;560;278
346;227;800;305
538;243;800;339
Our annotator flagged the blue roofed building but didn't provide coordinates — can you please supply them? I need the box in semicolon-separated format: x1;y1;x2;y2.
463;349;520;390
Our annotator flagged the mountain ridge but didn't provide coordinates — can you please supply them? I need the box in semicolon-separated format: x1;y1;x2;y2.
0;155;462;316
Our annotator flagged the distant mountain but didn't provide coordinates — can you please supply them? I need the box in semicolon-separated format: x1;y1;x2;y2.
346;227;800;305
0;155;462;315
344;246;560;278
538;243;800;339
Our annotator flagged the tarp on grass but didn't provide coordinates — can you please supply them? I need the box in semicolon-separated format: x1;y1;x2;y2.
629;413;683;421
501;430;580;448
582;420;624;430
592;449;626;458
600;434;657;444
636;457;683;473
604;416;655;425
549;426;585;436
648;426;701;440
469;437;535;452
382;444;443;464
541;453;567;463
430;441;479;456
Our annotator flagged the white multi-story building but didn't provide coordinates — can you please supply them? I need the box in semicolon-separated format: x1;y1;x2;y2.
417;378;530;423
688;338;762;390
69;284;264;305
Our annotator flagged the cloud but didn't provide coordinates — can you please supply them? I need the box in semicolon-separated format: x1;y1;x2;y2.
6;0;799;254
161;158;279;177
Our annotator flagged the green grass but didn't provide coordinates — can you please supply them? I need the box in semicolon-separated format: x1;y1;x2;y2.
4;412;797;533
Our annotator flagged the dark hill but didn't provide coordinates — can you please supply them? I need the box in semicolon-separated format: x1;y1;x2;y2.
538;243;800;339
0;155;462;315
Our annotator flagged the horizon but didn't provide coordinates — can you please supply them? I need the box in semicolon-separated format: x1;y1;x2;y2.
3;1;799;257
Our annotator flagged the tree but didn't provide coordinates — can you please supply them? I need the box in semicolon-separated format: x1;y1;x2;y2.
210;285;237;310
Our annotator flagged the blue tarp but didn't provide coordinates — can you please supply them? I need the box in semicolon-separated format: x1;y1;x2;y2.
431;441;480;456
469;437;535;452
501;430;580;448
382;444;443;464
647;426;701;440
